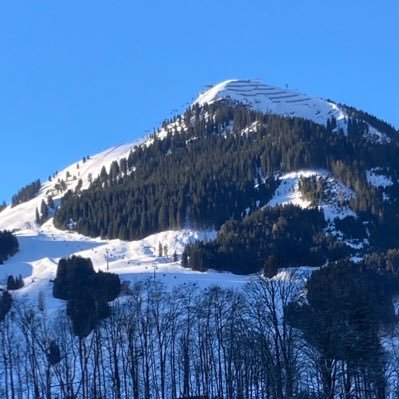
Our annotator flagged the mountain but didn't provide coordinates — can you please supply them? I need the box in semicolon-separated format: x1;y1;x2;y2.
1;78;399;286
1;78;399;399
196;79;347;126
195;79;393;143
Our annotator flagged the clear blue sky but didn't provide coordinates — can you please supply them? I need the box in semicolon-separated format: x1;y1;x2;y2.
1;0;398;203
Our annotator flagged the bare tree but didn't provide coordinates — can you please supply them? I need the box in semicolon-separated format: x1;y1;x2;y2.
246;272;302;399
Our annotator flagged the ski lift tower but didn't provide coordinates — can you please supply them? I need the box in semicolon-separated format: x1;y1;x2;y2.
104;249;110;271
152;263;158;279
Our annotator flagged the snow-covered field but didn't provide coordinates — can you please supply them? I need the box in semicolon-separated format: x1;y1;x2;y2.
0;219;251;312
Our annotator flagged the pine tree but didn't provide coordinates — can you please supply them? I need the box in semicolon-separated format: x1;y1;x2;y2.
35;208;40;225
158;242;163;257
264;255;278;278
181;250;188;268
40;200;49;224
47;196;54;209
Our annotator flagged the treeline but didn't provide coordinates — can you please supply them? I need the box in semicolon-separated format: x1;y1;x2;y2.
54;102;399;243
0;259;398;399
342;103;399;140
0;230;19;264
182;205;349;274
11;179;41;207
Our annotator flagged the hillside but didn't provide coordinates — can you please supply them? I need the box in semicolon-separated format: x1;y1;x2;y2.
1;79;399;282
1;79;399;398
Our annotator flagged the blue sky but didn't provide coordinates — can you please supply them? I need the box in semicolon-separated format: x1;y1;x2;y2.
0;0;398;203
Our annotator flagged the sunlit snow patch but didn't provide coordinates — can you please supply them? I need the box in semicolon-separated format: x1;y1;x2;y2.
366;168;393;188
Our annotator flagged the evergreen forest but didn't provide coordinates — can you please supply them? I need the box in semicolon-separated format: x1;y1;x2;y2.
53;101;399;273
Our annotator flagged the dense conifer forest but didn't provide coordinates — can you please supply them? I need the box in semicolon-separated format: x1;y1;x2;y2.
0;230;19;264
53;101;399;273
183;205;349;274
11;179;41;207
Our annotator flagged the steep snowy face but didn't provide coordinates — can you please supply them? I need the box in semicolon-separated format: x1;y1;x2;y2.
194;79;347;128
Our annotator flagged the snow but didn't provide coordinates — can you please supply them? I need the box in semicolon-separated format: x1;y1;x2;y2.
195;79;348;131
0;141;140;232
194;79;393;143
367;168;393;188
365;124;391;144
268;169;356;222
268;170;315;209
273;266;315;282
267;169;363;251
0;125;245;311
0;167;357;314
0;223;250;312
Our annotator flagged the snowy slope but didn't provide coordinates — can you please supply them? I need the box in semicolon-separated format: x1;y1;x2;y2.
0;222;248;312
0;139;238;309
195;79;347;129
268;169;356;222
267;169;369;251
0;142;138;232
195;79;392;144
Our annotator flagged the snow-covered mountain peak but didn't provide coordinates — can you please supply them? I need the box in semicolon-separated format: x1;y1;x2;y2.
194;79;347;128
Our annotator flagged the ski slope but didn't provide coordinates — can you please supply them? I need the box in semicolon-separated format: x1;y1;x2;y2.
0;222;250;312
